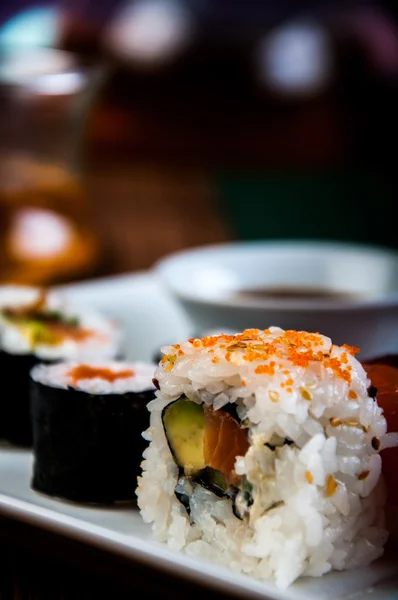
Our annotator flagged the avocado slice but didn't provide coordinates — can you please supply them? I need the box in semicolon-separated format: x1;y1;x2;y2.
20;321;58;346
162;397;206;476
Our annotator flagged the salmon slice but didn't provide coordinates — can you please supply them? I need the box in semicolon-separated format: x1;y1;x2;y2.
204;407;250;485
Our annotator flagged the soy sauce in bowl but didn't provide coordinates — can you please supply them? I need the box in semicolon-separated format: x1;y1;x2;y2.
233;286;362;302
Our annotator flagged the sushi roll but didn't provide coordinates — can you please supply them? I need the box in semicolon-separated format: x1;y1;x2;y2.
30;360;156;504
0;285;121;446
137;328;398;589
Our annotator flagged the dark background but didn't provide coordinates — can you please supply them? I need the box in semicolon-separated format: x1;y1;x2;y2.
1;0;397;284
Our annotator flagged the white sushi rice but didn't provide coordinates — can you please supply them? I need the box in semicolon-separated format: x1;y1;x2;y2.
0;285;42;310
137;327;396;589
0;285;121;360
31;361;156;395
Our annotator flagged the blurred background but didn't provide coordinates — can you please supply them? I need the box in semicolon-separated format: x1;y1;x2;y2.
0;0;396;285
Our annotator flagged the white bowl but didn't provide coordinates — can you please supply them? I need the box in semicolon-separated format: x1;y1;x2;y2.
154;240;398;359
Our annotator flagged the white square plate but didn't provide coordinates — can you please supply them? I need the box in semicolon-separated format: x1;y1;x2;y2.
0;272;397;600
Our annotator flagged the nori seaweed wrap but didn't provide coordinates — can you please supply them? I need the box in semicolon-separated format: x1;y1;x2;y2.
0;352;39;445
30;361;156;504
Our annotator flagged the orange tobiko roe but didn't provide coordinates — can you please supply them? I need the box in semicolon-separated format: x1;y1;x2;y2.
203;407;250;486
67;365;134;385
363;363;398;506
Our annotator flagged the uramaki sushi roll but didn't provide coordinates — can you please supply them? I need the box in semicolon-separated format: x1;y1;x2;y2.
0;285;121;446
137;328;398;589
30;360;156;504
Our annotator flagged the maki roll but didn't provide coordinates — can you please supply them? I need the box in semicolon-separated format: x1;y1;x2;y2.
30;360;156;504
137;328;398;589
0;285;120;446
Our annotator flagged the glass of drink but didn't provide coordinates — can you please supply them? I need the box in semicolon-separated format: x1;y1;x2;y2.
0;48;104;285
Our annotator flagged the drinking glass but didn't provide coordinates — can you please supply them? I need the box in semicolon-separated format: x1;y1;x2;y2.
0;48;104;284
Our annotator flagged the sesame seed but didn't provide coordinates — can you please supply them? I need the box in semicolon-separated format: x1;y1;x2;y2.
269;390;279;403
300;387;312;401
326;475;338;497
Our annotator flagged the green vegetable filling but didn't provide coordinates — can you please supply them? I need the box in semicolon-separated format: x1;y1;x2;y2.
1;301;81;347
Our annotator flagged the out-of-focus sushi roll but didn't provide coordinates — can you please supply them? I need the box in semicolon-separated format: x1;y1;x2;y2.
0;285;121;446
30;360;156;504
137;328;398;589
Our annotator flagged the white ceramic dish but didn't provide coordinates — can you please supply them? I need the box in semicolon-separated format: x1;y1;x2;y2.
154;240;398;359
0;271;397;600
